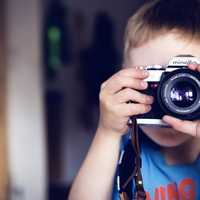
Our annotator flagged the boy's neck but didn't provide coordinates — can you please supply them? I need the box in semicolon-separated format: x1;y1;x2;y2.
162;138;200;165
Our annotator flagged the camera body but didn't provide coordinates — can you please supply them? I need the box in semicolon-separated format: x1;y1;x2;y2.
136;56;200;126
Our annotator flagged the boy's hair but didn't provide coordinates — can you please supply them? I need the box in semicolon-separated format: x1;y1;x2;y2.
124;0;200;59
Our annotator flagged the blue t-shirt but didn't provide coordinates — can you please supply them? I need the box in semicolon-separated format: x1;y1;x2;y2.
112;132;200;200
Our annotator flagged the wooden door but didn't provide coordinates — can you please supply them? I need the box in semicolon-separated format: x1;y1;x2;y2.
0;0;9;199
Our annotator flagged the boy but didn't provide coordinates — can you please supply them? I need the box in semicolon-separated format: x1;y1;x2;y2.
69;0;200;199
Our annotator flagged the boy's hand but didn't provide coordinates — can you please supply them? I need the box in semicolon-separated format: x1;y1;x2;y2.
163;64;200;138
98;68;154;137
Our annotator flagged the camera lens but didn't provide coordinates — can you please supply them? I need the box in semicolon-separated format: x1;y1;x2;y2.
159;69;200;118
170;81;197;108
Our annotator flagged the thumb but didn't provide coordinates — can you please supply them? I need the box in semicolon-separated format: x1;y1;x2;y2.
163;115;198;137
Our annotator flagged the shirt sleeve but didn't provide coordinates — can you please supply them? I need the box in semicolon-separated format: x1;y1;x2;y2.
112;180;121;200
111;133;131;200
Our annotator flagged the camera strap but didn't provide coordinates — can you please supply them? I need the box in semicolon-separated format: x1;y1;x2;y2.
120;118;146;200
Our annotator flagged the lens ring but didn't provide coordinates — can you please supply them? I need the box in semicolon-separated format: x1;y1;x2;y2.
162;74;200;114
159;70;200;116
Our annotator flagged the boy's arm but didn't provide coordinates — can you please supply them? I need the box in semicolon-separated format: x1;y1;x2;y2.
68;127;121;200
68;68;153;200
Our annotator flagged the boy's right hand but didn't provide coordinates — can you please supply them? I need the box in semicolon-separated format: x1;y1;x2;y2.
98;68;154;137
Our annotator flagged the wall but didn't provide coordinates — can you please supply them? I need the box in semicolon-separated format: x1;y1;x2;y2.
67;0;143;50
6;0;47;199
0;0;9;199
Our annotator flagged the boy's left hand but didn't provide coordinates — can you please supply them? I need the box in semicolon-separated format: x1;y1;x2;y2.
162;64;200;138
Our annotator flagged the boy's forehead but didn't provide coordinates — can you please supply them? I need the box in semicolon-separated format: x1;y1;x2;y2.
127;33;200;67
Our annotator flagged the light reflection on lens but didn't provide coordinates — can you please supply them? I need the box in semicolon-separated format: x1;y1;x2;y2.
170;81;197;108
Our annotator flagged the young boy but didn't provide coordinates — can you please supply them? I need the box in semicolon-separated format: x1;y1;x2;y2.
69;0;200;199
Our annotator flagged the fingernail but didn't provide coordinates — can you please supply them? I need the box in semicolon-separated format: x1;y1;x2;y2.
143;70;149;76
141;81;148;88
163;115;170;121
147;96;154;103
146;105;152;111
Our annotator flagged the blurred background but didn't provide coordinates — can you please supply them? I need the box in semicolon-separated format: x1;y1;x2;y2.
0;0;146;199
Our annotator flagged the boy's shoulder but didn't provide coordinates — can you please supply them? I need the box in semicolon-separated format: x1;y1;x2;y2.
120;128;158;151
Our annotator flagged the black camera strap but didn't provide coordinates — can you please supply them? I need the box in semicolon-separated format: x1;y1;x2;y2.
119;118;146;200
131;118;146;200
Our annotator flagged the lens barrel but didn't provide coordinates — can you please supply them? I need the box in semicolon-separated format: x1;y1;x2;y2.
158;69;200;120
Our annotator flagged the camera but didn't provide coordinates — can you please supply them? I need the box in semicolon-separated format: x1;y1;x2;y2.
136;55;200;126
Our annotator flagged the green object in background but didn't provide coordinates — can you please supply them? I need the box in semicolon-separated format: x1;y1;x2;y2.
44;0;71;80
48;26;62;71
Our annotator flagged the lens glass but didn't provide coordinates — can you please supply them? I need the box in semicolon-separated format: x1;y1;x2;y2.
170;81;197;108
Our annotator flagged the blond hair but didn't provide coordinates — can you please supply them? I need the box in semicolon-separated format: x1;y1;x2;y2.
124;0;200;61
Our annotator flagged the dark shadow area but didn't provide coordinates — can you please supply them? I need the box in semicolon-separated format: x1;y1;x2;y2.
49;184;70;200
78;12;121;129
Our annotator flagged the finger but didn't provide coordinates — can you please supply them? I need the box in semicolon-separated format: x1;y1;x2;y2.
188;64;200;72
101;68;149;90
188;64;198;70
114;88;154;104
117;68;149;79
162;115;198;137
198;65;200;72
117;103;152;117
104;75;148;94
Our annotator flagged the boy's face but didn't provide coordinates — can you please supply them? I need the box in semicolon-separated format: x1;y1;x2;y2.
126;33;200;147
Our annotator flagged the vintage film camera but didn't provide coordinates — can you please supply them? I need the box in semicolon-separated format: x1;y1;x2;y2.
136;55;200;126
